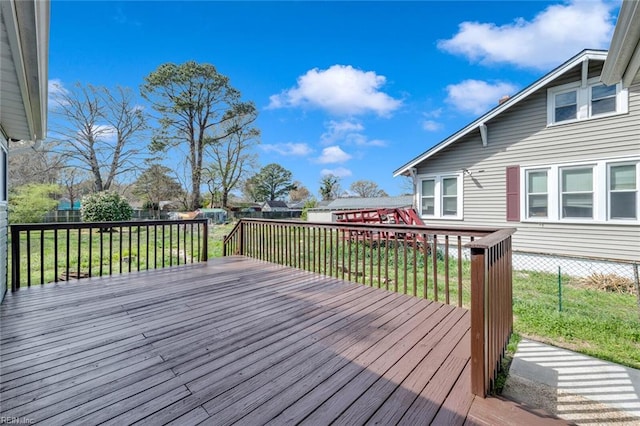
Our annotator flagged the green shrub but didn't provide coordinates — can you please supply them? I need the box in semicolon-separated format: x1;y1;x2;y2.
81;191;133;222
9;183;61;224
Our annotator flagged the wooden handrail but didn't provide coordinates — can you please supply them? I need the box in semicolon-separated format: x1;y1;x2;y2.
10;219;209;291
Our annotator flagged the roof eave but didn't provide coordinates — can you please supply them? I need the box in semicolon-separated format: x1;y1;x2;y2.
3;0;49;142
393;49;608;177
601;0;640;88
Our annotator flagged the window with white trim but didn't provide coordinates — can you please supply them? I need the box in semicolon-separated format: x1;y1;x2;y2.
418;173;463;219
609;164;637;220
547;78;628;125
421;179;435;216
561;167;594;219
520;159;639;223
526;170;548;218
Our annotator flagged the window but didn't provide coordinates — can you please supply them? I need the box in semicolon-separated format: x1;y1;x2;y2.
418;173;462;219
526;170;548;218
561;167;593;218
547;78;627;125
554;90;577;122
442;177;458;216
609;164;637;220
421;179;435;215
521;159;639;223
591;84;616;116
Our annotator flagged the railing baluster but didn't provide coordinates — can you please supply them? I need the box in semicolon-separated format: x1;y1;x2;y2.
99;226;104;277
445;235;450;305
384;232;389;291
458;235;463;307
53;229;58;283
26;230;31;287
423;233;428;299
40;229;45;284
109;227;113;276
88;227;93;278
393;237;398;293
77;228;81;281
432;234;438;302
412;235;417;297
65;229;70;283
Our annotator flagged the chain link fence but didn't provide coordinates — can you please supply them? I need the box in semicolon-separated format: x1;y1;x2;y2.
512;250;640;315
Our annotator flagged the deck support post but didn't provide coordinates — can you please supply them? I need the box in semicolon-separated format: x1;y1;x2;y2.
470;246;488;397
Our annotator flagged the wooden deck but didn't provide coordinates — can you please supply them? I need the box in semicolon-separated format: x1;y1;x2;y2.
0;257;562;425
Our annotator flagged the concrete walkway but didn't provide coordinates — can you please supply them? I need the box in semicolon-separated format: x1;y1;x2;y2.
503;339;640;425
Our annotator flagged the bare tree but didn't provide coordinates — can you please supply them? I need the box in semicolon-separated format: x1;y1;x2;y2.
205;112;260;209
289;181;311;202
59;168;92;211
349;180;388;198
8;141;64;186
50;82;147;192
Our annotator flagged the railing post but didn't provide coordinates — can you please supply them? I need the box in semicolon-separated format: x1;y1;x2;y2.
10;225;20;291
470;245;488;398
201;220;209;261
238;221;245;256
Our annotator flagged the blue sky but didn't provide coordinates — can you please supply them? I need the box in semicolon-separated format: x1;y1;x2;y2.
48;0;619;198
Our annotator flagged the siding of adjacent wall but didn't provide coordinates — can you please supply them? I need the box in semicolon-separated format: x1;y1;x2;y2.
415;73;640;262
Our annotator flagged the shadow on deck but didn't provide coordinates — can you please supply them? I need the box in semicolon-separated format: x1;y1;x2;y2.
0;257;564;425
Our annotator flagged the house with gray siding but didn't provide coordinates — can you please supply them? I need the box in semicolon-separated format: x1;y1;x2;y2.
0;0;50;301
394;49;639;264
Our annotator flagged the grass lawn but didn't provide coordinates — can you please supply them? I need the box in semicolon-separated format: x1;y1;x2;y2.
512;270;640;369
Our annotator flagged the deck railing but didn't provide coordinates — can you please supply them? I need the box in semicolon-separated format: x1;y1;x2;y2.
223;218;515;397
10;219;208;291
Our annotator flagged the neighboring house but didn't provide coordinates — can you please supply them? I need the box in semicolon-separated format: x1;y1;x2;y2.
287;200;306;211
394;49;639;262
0;0;49;301
307;196;413;223
261;200;289;212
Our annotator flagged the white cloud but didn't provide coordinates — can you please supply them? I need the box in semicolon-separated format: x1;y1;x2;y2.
422;120;443;132
320;120;364;145
321;167;352;178
260;143;313;156
438;0;615;70
268;65;402;116
317;146;352;164
48;79;69;107
320;119;386;147
93;124;118;142
446;80;518;115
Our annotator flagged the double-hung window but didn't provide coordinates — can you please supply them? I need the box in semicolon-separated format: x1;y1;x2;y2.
561;167;594;219
547;78;627;125
418;173;462;219
520;159;639;223
421;179;435;216
609;164;637;220
526;170;548;218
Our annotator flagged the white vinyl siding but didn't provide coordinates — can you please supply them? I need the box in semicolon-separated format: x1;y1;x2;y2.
413;67;640;261
418;173;463;220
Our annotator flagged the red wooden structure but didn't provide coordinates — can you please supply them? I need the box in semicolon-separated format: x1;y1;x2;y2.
334;208;427;245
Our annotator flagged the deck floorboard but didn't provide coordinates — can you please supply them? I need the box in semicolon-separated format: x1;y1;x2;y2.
1;256;563;425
